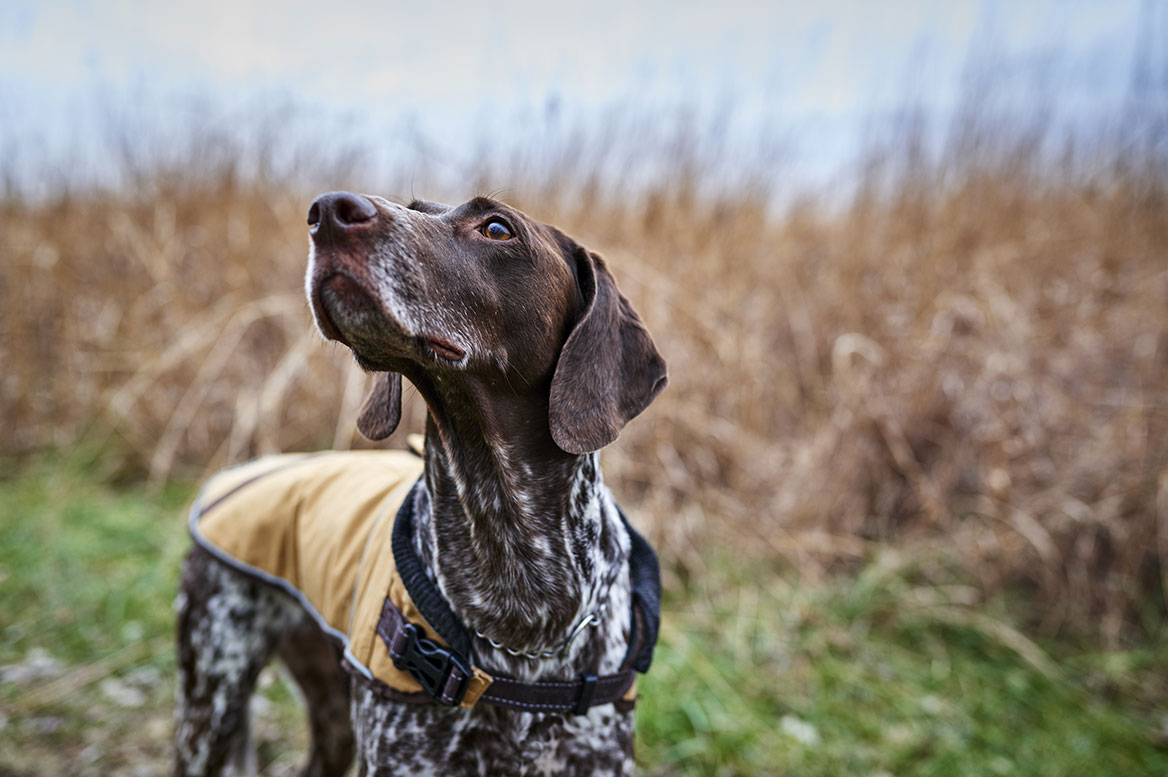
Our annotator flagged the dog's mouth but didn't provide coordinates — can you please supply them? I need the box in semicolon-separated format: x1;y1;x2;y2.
313;272;467;366
425;336;465;362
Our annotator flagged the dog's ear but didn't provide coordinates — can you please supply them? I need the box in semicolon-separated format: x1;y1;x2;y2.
549;245;667;454
356;372;402;441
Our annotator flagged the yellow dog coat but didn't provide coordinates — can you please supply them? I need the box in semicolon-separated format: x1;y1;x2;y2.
188;450;658;712
191;451;492;707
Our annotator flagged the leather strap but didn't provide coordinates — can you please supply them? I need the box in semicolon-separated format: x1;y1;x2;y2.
476;670;636;714
377;597;637;713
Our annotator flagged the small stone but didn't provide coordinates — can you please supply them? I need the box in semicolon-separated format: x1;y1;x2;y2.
779;714;820;746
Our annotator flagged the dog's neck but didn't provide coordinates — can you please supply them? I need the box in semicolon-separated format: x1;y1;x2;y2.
410;382;627;666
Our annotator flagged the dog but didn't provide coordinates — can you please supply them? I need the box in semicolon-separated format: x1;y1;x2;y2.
173;191;668;776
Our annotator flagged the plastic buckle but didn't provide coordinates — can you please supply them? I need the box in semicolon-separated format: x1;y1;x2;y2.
392;622;471;707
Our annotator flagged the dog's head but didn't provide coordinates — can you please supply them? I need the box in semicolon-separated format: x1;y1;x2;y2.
306;192;666;454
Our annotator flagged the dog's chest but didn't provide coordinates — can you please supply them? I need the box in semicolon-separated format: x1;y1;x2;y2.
350;683;636;776
189;447;658;775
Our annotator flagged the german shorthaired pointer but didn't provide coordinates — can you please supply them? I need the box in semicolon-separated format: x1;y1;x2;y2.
173;192;668;776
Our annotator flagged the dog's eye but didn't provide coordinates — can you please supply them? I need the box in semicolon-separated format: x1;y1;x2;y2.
481;220;513;241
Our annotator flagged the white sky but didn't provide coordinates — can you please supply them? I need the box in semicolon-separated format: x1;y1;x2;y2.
0;0;1153;191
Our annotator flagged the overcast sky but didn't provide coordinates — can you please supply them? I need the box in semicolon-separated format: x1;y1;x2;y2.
0;0;1155;190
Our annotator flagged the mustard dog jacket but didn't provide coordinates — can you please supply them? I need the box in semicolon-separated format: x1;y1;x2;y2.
188;450;660;712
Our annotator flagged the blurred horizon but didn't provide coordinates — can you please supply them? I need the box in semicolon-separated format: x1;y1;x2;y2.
2;0;1164;198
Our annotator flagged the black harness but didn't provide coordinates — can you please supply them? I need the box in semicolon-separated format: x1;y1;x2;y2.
379;479;661;714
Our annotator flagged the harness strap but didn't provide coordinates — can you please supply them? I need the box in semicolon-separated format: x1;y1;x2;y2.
620;507;661;673
377;597;637;713
477;670;636;715
391;483;474;658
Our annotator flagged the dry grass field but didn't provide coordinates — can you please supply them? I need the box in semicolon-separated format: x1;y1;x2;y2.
4;110;1166;643
2;102;1167;774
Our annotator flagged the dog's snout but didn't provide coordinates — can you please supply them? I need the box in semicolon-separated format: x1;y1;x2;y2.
308;191;378;237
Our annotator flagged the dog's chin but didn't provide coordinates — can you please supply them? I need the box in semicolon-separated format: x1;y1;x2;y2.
312;273;468;372
309;274;359;345
312;276;407;363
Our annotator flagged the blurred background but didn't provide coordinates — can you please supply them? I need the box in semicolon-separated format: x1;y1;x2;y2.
2;1;1167;775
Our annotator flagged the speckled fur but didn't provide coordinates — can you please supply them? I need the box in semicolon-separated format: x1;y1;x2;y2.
174;193;665;776
175;472;637;777
174;548;306;776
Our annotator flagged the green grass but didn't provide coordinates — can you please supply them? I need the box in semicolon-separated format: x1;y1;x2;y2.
637;555;1168;776
0;452;192;662
1;453;1166;776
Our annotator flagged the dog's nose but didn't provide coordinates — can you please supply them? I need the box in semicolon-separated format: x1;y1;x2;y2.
307;192;378;237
